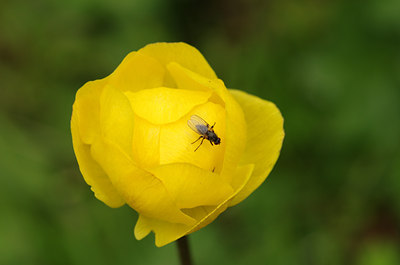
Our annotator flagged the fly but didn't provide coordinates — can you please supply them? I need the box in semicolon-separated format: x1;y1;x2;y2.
187;115;221;152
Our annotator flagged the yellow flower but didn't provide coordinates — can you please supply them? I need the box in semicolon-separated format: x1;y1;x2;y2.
71;42;284;247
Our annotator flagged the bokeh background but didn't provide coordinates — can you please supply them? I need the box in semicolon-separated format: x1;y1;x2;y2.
1;0;400;264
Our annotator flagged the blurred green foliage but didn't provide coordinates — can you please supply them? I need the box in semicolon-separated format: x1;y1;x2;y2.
1;0;399;264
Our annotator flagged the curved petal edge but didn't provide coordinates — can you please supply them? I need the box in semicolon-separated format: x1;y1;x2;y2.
229;89;284;206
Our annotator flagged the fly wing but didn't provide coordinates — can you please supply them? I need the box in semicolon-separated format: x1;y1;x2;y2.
187;115;209;135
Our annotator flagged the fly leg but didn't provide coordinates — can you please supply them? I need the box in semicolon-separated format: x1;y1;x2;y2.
191;136;203;144
194;137;205;152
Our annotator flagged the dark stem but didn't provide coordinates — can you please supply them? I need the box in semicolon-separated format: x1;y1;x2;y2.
177;236;193;265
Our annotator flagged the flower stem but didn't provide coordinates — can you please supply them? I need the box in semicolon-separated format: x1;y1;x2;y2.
177;236;193;265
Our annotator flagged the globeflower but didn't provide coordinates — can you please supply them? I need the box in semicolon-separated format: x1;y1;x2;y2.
71;42;284;247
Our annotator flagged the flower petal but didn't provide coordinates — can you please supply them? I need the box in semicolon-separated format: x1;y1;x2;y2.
134;215;189;247
148;163;234;209
100;85;135;156
184;164;254;234
90;138;195;226
138;42;217;81
72;79;106;144
134;214;153;240
71;115;125;208
107;51;165;92
134;164;253;247
71;79;124;207
125;87;212;125
229;90;284;206
167;62;226;107
214;85;247;184
167;62;213;91
160;64;247;184
131;115;161;168
160;102;225;172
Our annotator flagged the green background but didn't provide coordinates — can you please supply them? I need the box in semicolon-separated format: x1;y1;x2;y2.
1;0;399;264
